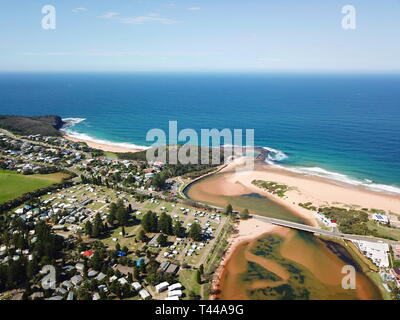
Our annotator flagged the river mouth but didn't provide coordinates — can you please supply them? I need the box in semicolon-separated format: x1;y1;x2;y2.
185;171;308;224
185;170;383;300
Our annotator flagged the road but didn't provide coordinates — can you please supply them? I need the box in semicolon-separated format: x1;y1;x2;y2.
254;215;399;246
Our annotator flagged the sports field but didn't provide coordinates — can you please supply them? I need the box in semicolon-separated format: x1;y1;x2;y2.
0;170;69;204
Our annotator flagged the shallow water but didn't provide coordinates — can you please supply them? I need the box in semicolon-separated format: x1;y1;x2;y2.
186;172;383;300
218;231;382;300
185;172;307;224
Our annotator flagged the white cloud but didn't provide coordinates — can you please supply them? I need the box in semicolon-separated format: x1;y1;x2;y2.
72;8;87;13
188;7;201;11
98;12;179;25
118;15;179;25
98;12;120;19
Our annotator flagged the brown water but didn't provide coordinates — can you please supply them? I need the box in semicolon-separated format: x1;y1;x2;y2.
186;172;383;300
185;172;307;224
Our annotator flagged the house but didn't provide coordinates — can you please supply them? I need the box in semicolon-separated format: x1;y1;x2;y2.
62;280;73;290
165;263;179;274
372;214;389;225
148;234;161;247
88;270;99;278
155;281;169;293
393;245;400;261
56;287;67;295
139;289;151;300
70;275;83;286
132;282;142;291
75;263;84;273
168;290;182;298
158;261;170;273
391;268;400;287
96;272;107;282
82;250;94;258
168;283;182;291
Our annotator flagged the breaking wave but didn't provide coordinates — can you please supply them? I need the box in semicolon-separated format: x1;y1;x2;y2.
62;118;86;128
262;146;400;195
61;118;149;151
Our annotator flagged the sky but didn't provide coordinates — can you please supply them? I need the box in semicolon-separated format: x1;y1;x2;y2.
0;0;400;72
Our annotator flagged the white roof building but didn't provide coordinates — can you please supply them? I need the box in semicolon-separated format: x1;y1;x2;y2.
168;283;182;291
352;240;390;268
168;290;182;298
372;214;389;224
132;282;142;291
155;281;169;293
139;289;151;300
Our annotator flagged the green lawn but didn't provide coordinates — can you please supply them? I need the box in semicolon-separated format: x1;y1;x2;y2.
103;152;118;159
179;269;202;299
0;170;68;204
367;221;400;241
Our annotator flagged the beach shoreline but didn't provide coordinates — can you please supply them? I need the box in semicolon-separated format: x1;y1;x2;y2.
220;159;400;218
192;158;400;299
62;132;145;154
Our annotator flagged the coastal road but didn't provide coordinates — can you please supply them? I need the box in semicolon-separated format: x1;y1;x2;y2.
254;215;400;246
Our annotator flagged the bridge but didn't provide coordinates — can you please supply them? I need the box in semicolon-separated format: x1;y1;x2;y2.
254;215;399;246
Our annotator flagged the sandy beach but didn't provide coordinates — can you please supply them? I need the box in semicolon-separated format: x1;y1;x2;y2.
198;157;400;299
63;134;145;153
220;158;400;220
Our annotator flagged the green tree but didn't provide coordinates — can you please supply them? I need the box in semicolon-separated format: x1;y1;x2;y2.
141;211;158;233
173;220;185;237
239;209;250;220
84;221;93;237
189;222;202;241
196;269;201;284
138;229;147;242
92;213;104;238
158;212;173;235
107;211;116;225
225;204;233;215
158;234;167;247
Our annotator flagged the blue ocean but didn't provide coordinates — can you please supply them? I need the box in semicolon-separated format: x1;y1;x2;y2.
1;72;399;193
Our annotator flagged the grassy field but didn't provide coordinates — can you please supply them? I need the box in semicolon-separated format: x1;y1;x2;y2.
367;221;400;241
179;269;202;299
0;170;69;204
103;152;118;159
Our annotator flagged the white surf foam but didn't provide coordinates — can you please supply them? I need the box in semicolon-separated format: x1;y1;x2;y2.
63;129;149;151
262;146;289;162
262;146;400;195
62;118;86;128
61;117;149;151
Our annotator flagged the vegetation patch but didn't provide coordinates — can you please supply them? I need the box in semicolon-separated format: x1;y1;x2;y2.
0;170;69;204
252;180;291;198
0;115;64;136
